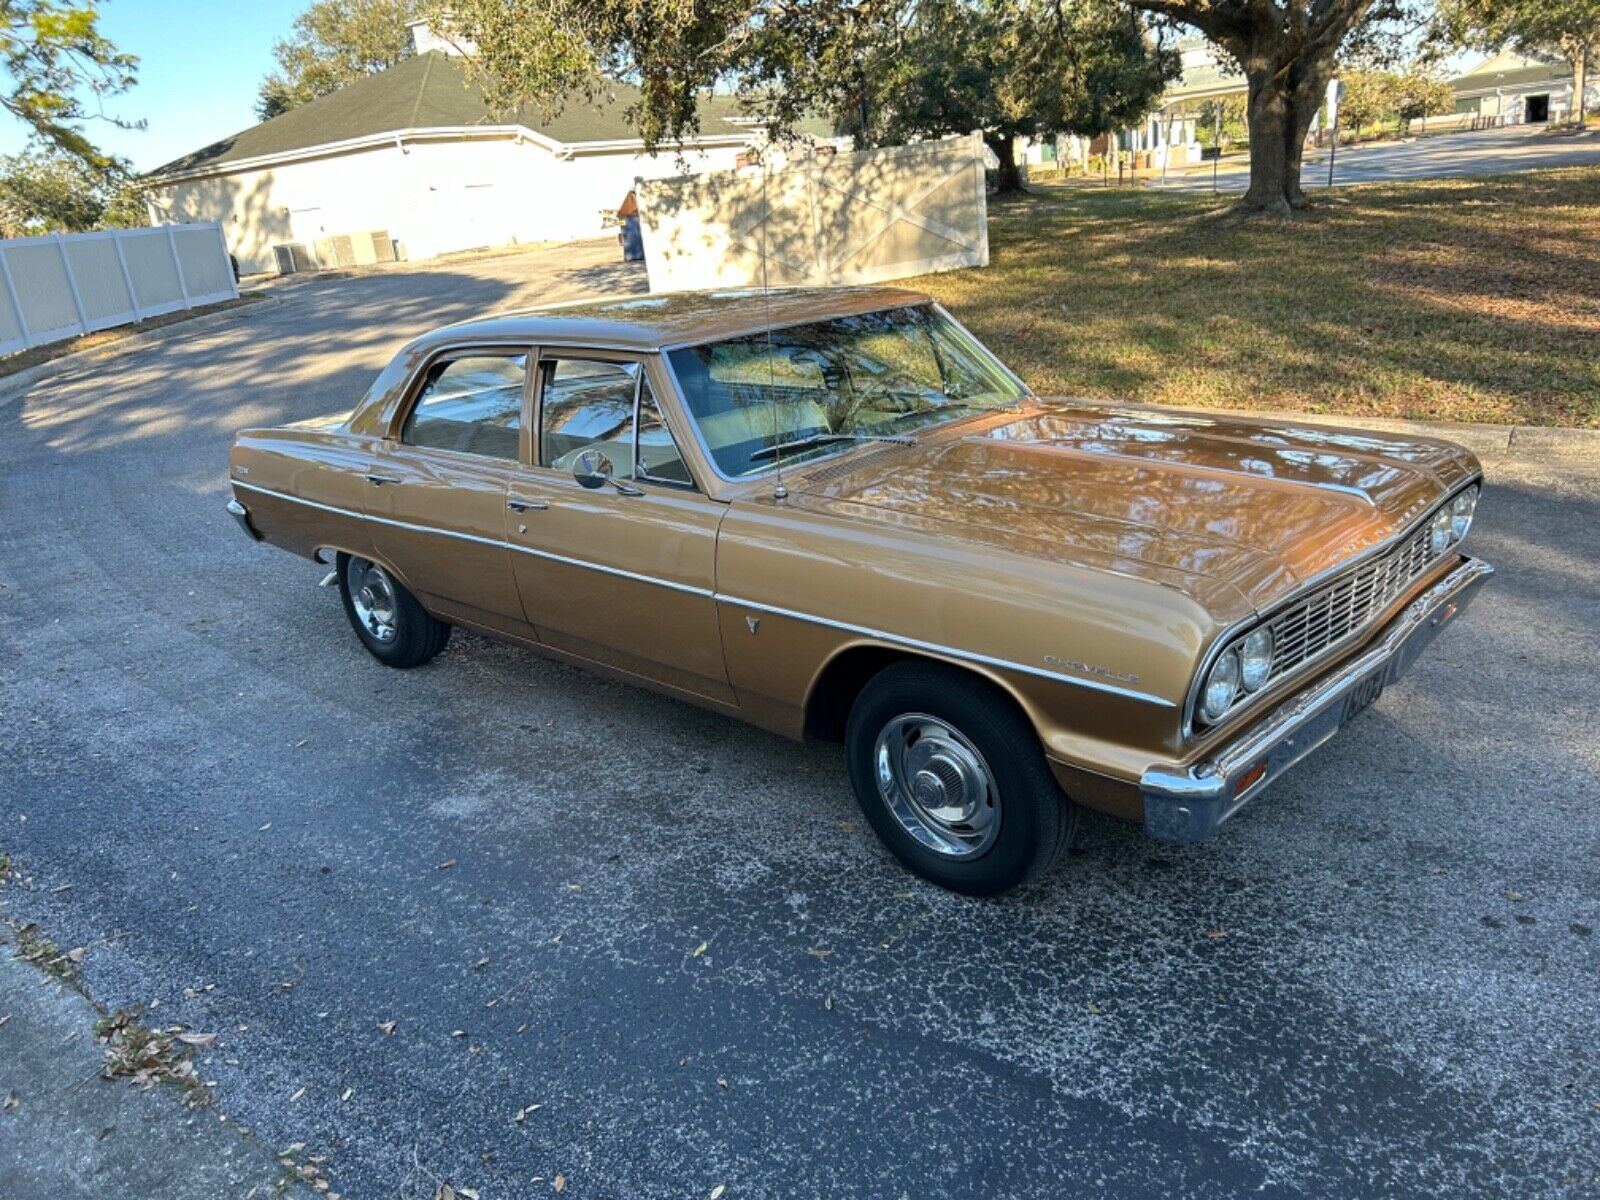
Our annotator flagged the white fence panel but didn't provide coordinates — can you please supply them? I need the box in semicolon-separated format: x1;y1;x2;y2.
636;132;989;293
0;222;236;356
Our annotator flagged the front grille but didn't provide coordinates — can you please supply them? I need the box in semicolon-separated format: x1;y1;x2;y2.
1264;520;1446;684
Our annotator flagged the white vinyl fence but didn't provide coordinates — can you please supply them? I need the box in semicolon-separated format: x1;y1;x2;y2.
0;222;237;356
636;132;989;292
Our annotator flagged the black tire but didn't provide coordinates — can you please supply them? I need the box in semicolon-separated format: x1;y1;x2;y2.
336;552;451;668
844;661;1077;896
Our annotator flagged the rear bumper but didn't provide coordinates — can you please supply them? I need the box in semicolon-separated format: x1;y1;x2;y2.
226;497;261;541
1140;555;1493;843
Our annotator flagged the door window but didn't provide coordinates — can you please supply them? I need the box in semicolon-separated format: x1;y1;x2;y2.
403;353;527;460
539;358;692;486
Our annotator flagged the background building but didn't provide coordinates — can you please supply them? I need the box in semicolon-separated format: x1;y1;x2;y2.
1450;50;1598;125
142;22;819;274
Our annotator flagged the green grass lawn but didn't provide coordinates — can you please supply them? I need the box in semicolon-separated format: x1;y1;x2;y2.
910;166;1600;427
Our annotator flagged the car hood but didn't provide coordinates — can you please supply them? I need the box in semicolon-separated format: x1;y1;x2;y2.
788;401;1481;613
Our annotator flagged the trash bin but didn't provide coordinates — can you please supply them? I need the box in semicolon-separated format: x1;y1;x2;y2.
617;189;644;262
619;215;644;262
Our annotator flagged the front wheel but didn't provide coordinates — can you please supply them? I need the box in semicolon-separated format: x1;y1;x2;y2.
336;553;451;668
845;661;1077;895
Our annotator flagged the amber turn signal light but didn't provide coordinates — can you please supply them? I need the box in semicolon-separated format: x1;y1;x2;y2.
1234;760;1269;797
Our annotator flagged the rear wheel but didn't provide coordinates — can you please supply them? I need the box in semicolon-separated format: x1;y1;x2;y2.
337;553;451;668
845;661;1076;895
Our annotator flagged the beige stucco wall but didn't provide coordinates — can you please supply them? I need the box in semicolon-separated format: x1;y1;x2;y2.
146;136;748;276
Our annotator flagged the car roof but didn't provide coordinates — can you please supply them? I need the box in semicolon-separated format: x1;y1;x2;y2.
423;285;934;352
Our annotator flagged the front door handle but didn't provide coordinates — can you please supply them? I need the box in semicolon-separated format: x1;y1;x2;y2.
364;473;402;486
507;497;549;512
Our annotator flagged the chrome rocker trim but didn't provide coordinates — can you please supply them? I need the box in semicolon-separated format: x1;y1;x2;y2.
1141;555;1493;843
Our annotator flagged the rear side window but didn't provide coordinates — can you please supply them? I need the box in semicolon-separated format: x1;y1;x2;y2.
403;353;527;460
540;357;692;486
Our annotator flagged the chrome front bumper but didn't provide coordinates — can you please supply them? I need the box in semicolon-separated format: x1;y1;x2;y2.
1140;556;1493;843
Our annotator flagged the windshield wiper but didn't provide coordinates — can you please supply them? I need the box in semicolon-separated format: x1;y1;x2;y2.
747;431;914;463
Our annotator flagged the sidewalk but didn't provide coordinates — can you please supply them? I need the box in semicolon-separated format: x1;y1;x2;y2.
0;934;310;1200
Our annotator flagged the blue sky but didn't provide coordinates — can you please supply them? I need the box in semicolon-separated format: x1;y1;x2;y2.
0;0;307;172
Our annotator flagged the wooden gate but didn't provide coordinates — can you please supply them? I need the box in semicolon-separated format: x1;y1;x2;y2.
636;132;988;292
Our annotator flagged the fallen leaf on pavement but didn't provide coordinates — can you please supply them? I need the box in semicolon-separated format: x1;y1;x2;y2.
710;1186;727;1199
806;948;832;958
1204;930;1227;939
473;956;491;971
553;1174;567;1192
290;1087;306;1102
377;1020;397;1036
692;941;708;958
437;859;457;871
341;1087;353;1102
451;1030;467;1039
1086;1001;1103;1015
3;1091;17;1110
0;1014;10;1029
66;947;86;964
433;1185;455;1200
1503;890;1524;902
175;1032;216;1046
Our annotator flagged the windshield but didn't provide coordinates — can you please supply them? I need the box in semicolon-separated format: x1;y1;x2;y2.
665;305;1028;479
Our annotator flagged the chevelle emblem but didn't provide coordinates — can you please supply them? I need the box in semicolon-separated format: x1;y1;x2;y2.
1044;655;1140;684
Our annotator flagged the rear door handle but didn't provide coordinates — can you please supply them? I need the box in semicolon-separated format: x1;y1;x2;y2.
364;473;402;486
507;497;548;512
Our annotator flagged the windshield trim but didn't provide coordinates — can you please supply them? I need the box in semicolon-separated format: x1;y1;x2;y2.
658;301;1032;486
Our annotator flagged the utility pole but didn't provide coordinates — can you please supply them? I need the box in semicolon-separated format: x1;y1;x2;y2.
1326;78;1345;190
1212;103;1222;192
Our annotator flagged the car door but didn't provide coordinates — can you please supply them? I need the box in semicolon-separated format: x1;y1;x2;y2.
366;347;530;638
506;351;732;703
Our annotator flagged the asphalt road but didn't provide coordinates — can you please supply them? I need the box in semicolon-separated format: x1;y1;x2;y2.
2;241;1598;1199
1152;123;1600;193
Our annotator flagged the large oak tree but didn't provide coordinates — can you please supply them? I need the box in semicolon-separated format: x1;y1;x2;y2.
432;0;1171;193
1123;0;1399;214
846;0;1175;193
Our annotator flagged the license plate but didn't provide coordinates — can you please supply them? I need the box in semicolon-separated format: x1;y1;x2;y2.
1342;669;1386;723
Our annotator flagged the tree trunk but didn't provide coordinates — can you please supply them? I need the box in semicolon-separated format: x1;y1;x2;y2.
986;134;1026;196
1239;63;1329;214
1241;69;1294;215
1283;65;1333;209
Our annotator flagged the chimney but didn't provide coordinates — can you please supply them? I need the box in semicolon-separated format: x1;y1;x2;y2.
407;17;476;57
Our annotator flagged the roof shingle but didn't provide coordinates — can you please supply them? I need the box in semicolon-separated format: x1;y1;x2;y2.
148;52;768;179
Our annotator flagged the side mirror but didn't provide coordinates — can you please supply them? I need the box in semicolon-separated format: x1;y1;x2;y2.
572;449;641;495
572;449;616;489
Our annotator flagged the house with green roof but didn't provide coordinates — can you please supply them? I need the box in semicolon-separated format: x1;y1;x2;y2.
142;22;816;275
1450;50;1595;126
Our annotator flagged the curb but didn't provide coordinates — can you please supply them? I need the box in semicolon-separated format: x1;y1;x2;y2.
0;295;284;403
1055;398;1600;465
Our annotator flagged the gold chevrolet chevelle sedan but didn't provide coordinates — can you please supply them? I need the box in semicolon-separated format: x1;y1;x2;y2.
227;287;1491;894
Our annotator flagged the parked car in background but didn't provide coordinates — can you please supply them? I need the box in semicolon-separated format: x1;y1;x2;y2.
227;288;1491;894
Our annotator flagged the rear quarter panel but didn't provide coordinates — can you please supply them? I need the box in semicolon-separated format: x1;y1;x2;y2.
230;425;377;564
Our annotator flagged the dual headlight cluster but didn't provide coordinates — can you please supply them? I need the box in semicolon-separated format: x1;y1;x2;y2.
1199;625;1277;725
1195;484;1480;729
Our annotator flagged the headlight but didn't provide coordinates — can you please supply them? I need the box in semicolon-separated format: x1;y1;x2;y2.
1200;646;1241;723
1451;485;1477;542
1240;626;1274;691
1429;508;1453;555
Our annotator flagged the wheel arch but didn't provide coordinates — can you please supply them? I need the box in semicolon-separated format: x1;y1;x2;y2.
802;641;1043;745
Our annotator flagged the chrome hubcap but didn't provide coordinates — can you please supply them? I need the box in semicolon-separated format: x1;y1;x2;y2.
874;714;1000;859
347;558;398;644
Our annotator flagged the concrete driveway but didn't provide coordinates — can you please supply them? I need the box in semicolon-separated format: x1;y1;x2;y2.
2;241;1597;1199
1154;123;1600;192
